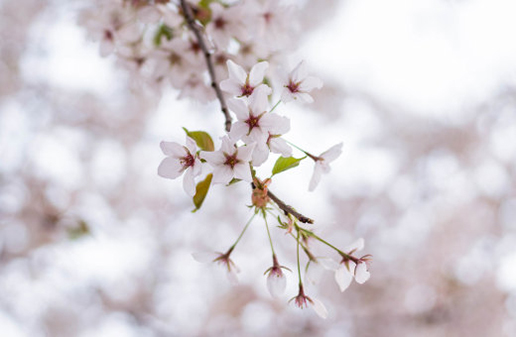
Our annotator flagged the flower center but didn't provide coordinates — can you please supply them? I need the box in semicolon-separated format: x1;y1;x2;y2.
245;113;261;131
287;81;300;93
241;83;254;96
214;17;226;29
224;153;239;168
180;153;195;168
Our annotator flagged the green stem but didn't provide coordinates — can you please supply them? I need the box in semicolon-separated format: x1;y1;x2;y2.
229;212;257;252
263;213;275;255
296;229;303;286
285;139;319;161
269;99;282;113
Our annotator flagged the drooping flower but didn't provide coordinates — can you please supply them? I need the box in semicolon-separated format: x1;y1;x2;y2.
158;136;202;196
264;254;289;297
200;136;255;185
220;60;271;97
281;61;323;103
334;238;372;292
192;250;240;285
289;284;328;319
308;142;343;191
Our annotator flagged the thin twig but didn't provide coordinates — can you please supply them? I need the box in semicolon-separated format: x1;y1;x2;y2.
179;0;232;132
267;190;314;224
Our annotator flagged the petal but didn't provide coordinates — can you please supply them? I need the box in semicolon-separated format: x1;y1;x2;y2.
99;37;115;57
200;151;225;166
183;169;196;196
220;78;243;96
321;143;343;162
267;271;286;298
212;165;234;185
138;6;161;23
192;251;218;263
290;60;307;83
345;238;365;253
236;143;255;162
185;136;198;153
299;76;323;91
261;114;290;134
305;261;324;285
160;141;185;157
308;162;323;192
248;86;270;114
229;122;249;142
226;60;247;84
227;98;249;120
158;157;184;179
295;92;314;104
354;262;370;284
281;89;295;103
220;136;235;154
269;138;292;157
248;61;269;87
310;297;328;319
233;163;252;182
318;258;340;271
335;266;353;292
251;143;269;166
192;159;202;176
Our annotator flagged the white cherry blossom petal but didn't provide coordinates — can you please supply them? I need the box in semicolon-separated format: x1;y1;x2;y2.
335;265;353;292
354;262;371;284
233;163;252;182
227;60;247;84
182;168;196;196
212;165;234;184
310;297;328;319
267;271;286;298
160;141;185;157
248;61;269;87
309;162;324;192
269;137;292;157
158;157;184;179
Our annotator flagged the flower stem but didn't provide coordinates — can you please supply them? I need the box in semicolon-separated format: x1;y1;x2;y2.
269;99;282;113
285;139;319;161
263;213;276;255
229;212;257;252
296;229;303;286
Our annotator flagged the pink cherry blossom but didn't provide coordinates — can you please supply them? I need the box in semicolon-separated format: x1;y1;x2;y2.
200;136;255;185
334;238;372;292
220;60;271;97
158;136;202;196
281;61;323;104
290;284;328;319
265;254;288;297
309;142;343;191
228;87;290;148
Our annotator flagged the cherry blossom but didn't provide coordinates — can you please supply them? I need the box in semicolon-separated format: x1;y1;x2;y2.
192;250;239;285
200;136;255;185
334;238;372;292
206;2;247;49
158;136;202;196
220;60;271;97
290;284;328;319
281;61;323;104
309;143;343;191
228;87;290;150
264;254;289;298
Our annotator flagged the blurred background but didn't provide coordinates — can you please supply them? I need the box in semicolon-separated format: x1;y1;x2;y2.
1;0;516;336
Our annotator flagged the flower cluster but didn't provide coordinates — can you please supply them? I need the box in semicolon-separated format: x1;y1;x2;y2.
85;0;371;318
80;0;300;100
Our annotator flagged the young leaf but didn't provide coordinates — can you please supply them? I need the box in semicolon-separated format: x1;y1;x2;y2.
192;173;213;213
183;127;215;151
153;24;173;46
272;156;306;176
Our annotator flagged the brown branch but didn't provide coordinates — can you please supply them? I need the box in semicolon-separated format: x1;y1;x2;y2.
180;0;232;132
267;189;314;224
181;0;313;225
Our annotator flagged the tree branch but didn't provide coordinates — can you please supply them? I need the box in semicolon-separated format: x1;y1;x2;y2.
180;0;232;132
267;190;314;224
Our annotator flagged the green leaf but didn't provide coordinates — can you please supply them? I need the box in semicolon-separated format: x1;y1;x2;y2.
227;178;242;186
192;173;213;212
272;156;306;176
183;128;215;152
153;24;173;46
